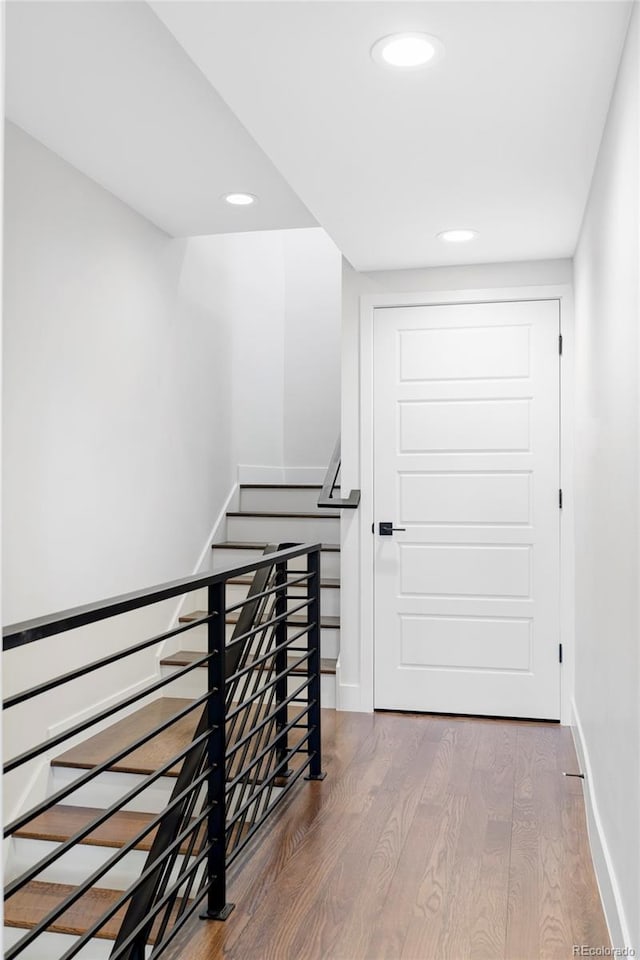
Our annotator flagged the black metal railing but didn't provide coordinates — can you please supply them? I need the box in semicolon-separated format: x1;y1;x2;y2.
3;542;324;960
317;435;360;509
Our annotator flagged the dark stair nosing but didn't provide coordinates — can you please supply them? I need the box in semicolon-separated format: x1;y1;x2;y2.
212;540;340;552
239;483;324;490
227;511;339;520
178;610;340;629
227;575;340;589
227;610;339;629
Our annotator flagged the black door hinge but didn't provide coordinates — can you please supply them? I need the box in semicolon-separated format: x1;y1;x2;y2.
559;334;563;355
559;643;563;664
559;489;563;509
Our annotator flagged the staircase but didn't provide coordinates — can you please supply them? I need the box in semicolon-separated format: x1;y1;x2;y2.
5;698;202;959
159;483;341;708
4;541;325;959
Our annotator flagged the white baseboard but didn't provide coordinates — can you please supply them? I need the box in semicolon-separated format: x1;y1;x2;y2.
194;482;239;568
48;674;158;742
237;464;326;484
160;482;238;660
237;464;286;484
283;467;326;483
5;760;51;828
570;698;633;950
336;660;365;712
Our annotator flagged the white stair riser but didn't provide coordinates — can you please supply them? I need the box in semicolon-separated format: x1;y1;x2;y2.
226;582;340;618
212;548;340;579
175;584;339;624
160;664;336;707
239;487;339;513
3;927;135;960
49;767;178;815
165;623;339;659
8;837;200;893
48;757;294;821
180;586;208;614
226;515;340;546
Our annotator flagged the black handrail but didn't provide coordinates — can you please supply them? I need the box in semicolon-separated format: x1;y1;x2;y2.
2;543;314;649
317;435;360;508
2;542;325;960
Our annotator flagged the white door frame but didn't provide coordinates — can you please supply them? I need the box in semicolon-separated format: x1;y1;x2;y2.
355;284;574;724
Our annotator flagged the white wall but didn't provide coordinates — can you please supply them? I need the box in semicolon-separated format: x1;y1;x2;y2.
1;122;242;817
226;230;286;472
572;5;639;949
282;230;341;471
231;227;342;481
3;122;238;624
1;0;6;927
339;257;574;711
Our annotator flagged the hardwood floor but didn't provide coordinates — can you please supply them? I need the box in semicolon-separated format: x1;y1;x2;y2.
162;709;608;960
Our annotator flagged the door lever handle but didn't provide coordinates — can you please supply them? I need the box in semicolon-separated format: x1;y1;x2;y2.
379;522;407;536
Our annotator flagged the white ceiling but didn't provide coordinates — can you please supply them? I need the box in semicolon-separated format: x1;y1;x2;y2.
4;1;316;237
5;1;632;269
153;0;632;270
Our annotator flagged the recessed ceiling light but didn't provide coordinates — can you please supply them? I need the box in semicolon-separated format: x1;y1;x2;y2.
223;193;257;206
437;229;478;243
371;33;444;70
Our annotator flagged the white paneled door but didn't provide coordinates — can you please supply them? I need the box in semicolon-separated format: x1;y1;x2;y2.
373;300;561;719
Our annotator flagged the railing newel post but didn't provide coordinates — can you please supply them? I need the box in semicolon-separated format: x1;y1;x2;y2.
305;546;326;781
201;580;235;921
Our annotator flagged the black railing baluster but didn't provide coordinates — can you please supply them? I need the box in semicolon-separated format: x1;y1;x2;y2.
305;547;326;781
274;559;290;774
202;581;234;921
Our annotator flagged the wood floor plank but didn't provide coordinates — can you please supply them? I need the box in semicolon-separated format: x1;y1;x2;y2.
285;719;437;960
436;723;517;960
469;818;513;960
399;792;469;959
560;797;610;947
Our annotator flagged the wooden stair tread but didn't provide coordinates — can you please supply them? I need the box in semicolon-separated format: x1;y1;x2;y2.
4;880;182;942
227;575;339;588
178;610;340;629
51;698;309;776
226;511;338;519
212;541;340;552
161;649;337;675
52;697;197;776
14;805;200;854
